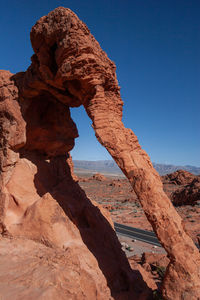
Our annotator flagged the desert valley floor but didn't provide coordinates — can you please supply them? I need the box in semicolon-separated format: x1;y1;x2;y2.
76;169;200;245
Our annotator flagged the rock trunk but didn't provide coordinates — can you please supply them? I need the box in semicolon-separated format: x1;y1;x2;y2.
85;92;200;299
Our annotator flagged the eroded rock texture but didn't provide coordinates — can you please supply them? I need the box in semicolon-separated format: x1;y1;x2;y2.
0;7;200;300
1;71;147;300
162;169;196;185
172;177;200;206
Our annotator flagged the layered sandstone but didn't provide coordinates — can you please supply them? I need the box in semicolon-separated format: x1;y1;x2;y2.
0;7;200;300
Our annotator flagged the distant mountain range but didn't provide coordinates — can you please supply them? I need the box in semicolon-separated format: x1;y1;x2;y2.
152;163;200;176
73;160;200;176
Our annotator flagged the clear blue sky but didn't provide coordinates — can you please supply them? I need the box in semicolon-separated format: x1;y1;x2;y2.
1;0;199;166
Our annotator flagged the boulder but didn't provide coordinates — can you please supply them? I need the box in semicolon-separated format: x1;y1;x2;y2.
172;177;200;206
92;173;107;181
162;169;195;185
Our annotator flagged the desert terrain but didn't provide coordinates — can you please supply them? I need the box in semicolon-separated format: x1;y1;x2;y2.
75;168;200;294
76;169;200;245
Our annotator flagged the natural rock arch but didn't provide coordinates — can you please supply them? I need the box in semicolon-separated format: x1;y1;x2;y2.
0;7;200;300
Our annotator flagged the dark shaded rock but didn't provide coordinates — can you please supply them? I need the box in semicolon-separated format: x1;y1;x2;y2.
172;177;200;206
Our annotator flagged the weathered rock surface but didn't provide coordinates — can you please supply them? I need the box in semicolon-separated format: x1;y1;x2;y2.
0;237;112;300
162;169;196;185
0;6;200;300
0;70;153;299
141;252;170;269
0;67;151;300
172;177;200;206
162;170;200;206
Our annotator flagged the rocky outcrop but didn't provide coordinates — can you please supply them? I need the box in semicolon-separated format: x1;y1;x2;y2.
0;74;148;300
92;173;107;181
172;177;200;206
0;71;146;299
0;237;112;300
0;7;200;300
162;169;196;185
162;170;200;206
141;253;170;269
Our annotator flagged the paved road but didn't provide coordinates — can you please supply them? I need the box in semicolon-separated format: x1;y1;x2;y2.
114;222;200;249
114;222;162;247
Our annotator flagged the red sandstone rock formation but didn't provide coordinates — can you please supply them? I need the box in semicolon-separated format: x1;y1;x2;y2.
1;71;152;299
162;169;196;185
92;173;107;181
0;7;200;300
0;237;112;300
141;253;170;269
172;177;200;206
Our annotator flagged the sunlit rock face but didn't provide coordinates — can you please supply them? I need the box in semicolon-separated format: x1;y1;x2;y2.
0;7;200;300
